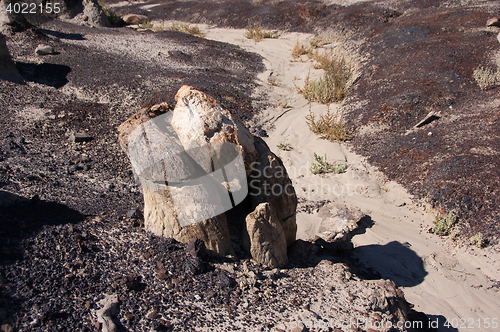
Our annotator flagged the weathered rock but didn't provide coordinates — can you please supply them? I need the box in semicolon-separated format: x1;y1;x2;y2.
118;86;297;265
35;44;55;56
95;294;119;332
0;0;29;33
246;136;297;248
245;202;288;268
122;14;150;25
69;131;93;142
0;33;22;82
76;0;110;27
316;204;365;242
486;17;500;27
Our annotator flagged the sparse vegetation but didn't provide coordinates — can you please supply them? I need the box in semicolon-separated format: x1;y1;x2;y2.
268;76;279;86
153;22;207;37
310;153;348;175
306;108;352;141
432;211;457;236
298;52;353;104
291;40;313;60
470;232;486;248
277;142;292;151
138;21;154;30
244;24;278;42
276;99;289;108
310;37;327;49
473;66;500;90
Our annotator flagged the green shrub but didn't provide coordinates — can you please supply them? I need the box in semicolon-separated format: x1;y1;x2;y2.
470;232;486;248
432;212;457;236
310;153;348;175
277;142;292;151
305;108;352;141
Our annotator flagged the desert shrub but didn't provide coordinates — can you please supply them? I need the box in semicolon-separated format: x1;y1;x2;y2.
299;52;352;103
276;142;292;151
473;66;500;90
138;21;154;29
470;232;486;248
310;37;327;49
305;108;352;141
245;24;277;42
432;212;457;236
267;76;279;86
310;153;348;175
291;40;313;60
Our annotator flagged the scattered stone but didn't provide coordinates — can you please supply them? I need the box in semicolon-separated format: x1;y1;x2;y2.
187;238;208;260
95;294;120;332
35;44;55;55
486;17;500;27
316;204;365;242
126;208;142;219
122;14;150;25
69;132;93;143
217;271;236;288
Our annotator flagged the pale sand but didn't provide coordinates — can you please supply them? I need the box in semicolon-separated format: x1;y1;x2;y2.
200;26;500;330
140;22;500;329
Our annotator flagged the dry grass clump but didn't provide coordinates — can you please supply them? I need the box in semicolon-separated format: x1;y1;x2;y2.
244;24;278;42
155;22;207;37
473;66;500;90
305;108;352;141
152;23;207;38
295;50;353;104
291;40;313;60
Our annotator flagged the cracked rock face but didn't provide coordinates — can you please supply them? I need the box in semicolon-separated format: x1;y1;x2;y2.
118;86;297;267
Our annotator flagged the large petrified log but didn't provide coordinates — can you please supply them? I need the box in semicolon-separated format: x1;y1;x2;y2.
118;86;297;267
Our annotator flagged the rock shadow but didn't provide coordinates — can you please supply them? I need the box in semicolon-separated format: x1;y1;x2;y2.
16;62;71;88
0;190;85;263
38;28;86;40
348;240;427;287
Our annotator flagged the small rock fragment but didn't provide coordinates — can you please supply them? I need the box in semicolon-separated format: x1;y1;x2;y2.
187;238;208;260
122;14;150;25
35;44;54;55
69;132;93;143
487;17;500;27
126;208;142;219
96;294;120;332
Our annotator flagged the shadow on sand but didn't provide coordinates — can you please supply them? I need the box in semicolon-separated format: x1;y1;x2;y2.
348;240;427;287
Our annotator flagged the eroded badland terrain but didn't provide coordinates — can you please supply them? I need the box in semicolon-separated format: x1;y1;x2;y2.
1;0;500;331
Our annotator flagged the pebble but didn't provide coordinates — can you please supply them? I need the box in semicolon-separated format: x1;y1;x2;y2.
35;44;55;55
